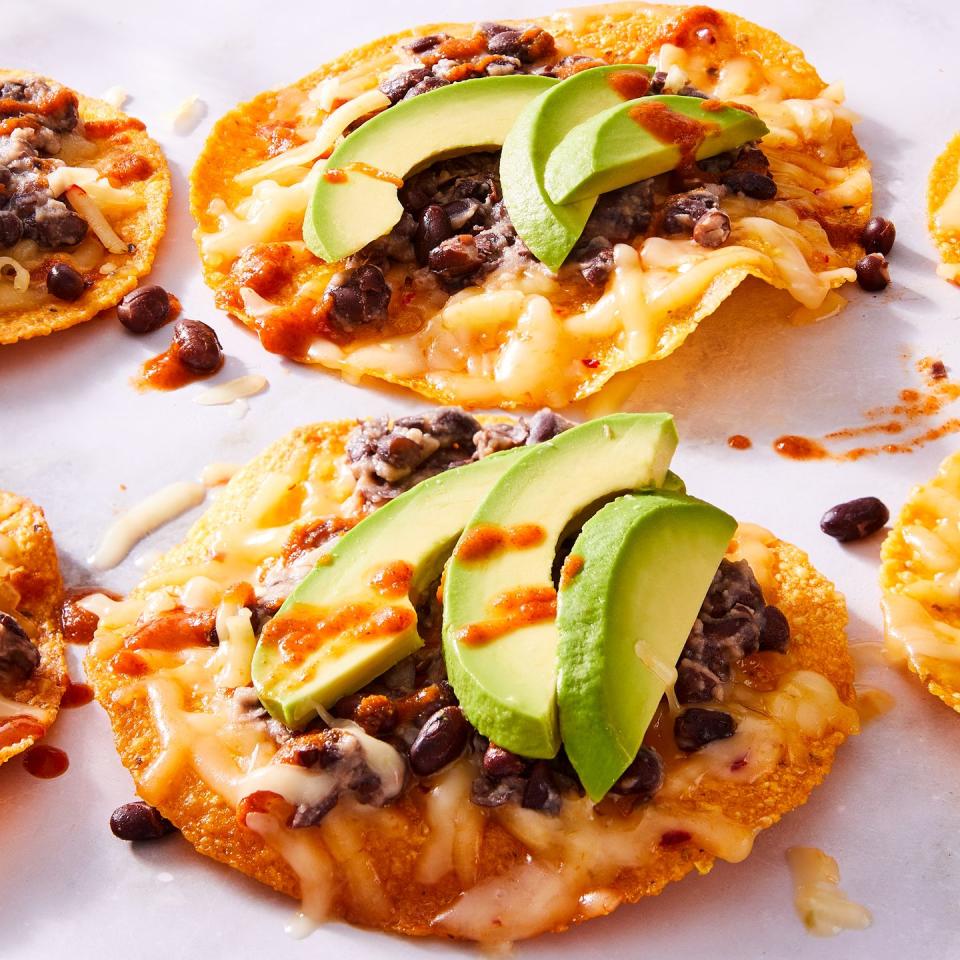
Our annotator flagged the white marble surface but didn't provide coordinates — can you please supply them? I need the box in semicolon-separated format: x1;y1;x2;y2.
1;1;959;957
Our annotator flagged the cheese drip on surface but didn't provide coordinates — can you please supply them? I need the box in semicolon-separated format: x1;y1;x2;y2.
787;847;872;936
88;441;855;942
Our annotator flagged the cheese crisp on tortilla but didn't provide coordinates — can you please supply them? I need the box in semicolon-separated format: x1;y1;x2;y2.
0;492;66;764
881;451;960;712
928;133;960;285
0;71;170;344
192;4;870;408
86;410;857;942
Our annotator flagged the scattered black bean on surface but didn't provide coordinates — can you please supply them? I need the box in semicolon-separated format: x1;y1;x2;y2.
172;319;223;373
117;284;171;334
109;801;176;841
408;705;469;776
45;262;85;301
674;708;736;753
820;496;890;542
855;253;890;292
861;216;896;256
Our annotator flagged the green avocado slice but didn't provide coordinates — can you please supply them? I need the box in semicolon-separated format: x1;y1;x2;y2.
544;94;769;205
442;413;678;759
500;64;654;272
304;74;556;263
252;445;529;729
556;491;737;801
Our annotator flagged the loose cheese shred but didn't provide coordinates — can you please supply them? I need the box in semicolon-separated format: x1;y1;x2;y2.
65;186;130;255
194;375;269;406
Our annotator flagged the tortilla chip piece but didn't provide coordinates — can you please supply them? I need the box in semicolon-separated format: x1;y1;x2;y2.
86;418;856;941
191;4;869;408
0;491;66;764
928;132;960;286
880;451;960;712
0;70;171;344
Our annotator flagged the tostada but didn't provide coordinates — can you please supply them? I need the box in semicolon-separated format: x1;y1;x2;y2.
881;451;960;713
86;409;858;942
0;71;170;344
0;491;66;764
192;4;870;408
928;133;960;285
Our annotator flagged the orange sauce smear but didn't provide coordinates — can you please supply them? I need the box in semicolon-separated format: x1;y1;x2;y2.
456;586;557;648
727;434;752;450
369;561;414;598
62;679;94;709
559;554;584;590
455;523;546;563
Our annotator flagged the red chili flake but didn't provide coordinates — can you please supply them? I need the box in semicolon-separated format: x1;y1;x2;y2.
931;360;948;380
730;755;748;772
581;358;600;369
402;291;416;306
660;829;692;847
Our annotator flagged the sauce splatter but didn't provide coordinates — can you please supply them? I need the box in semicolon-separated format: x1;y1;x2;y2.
136;344;220;391
727;434;752;450
61;679;95;709
23;744;69;779
773;357;960;461
629;100;716;170
559;554;584;589
110;649;149;677
608;70;651;100
60;587;120;645
369;561;414;598
455;523;546;563
324;162;403;187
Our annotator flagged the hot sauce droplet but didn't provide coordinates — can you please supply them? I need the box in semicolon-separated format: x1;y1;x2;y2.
773;435;828;461
62;679;95;708
23;744;69;779
727;434;752;450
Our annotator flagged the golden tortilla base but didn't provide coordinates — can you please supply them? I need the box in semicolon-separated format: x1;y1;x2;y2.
87;419;855;938
0;491;66;765
190;4;870;408
0;70;171;344
928;132;960;283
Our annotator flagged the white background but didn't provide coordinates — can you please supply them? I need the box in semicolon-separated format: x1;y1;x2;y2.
2;1;959;957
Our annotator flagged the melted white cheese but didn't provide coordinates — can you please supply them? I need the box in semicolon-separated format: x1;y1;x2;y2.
194;375;269;406
786;847;872;936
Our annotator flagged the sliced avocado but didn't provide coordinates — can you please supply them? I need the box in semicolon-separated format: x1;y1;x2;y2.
304;74;556;263
557;492;736;801
442;413;678;759
253;446;528;728
500;64;654;272
545;94;769;205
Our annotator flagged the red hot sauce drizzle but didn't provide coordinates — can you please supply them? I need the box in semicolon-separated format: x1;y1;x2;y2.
608;70;651;100
23;744;69;779
456;586;558;648
628;100;717;171
454;523;546;563
61;679;94;709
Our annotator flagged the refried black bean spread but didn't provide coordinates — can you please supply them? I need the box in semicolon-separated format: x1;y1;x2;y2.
233;409;793;823
0;78;88;250
319;22;776;334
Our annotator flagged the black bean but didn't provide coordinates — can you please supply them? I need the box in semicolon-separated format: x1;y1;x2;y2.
722;169;777;200
692;209;730;248
661;190;717;235
487;26;555;63
379;67;431;105
0;611;40;684
820;496;889;542
414;204;453;265
758;605;790;653
290;793;339;828
674;708;736;752
35;208;88;248
861;216;896;255
117;285;171;334
402;76;449;101
109;801;176;841
45;262;85;301
526;409;573;444
409;705;469;776
430;408;481;446
478;22;512;36
482;742;526;778
649;70;667;94
172;319;223;373
578;238;614;287
428;235;483;283
521;761;562;813
377;433;424;469
855;253;890;292
443;198;481;231
610;746;664;801
324;264;391;328
471;774;525;807
405;33;447;55
0;209;23;247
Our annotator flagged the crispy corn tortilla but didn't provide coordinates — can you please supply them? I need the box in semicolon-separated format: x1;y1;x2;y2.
880;451;960;712
191;4;870;408
87;419;857;940
928;132;960;285
0;491;66;765
0;70;170;344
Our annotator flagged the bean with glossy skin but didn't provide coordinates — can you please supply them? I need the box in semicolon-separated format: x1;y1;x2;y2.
820;496;889;542
110;801;175;841
46;262;85;301
408;705;469;776
610;746;664;800
482;742;525;778
758;605;791;653
855;253;890;292
117;285;171;334
414;204;453;265
674;708;736;752
0;209;23;247
172;319;223;373
861;216;896;255
0;611;40;684
722;169;777;200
